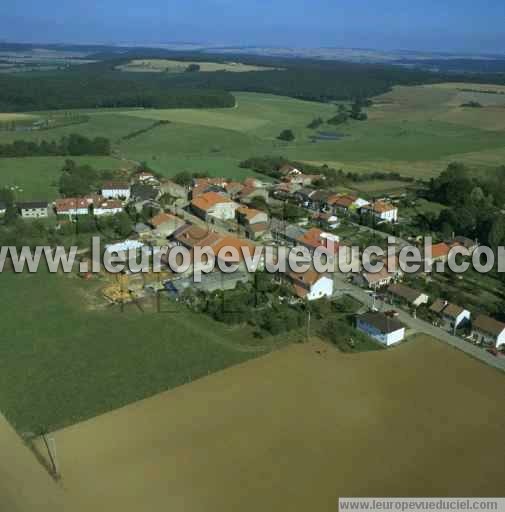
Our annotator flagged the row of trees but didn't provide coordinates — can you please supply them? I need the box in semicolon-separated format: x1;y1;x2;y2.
0;134;110;158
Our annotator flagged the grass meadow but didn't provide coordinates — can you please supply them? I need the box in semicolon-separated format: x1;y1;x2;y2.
2;85;505;198
0;269;292;433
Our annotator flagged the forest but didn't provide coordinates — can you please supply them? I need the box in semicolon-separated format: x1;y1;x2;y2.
0;70;235;112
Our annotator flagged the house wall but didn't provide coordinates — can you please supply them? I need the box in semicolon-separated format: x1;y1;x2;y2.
21;207;48;218
307;276;333;301
496;330;505;348
356;320;405;346
57;207;89;216
208;203;238;221
94;207;123;216
454;310;471;328
377;208;398;222
102;188;131;200
412;294;429;308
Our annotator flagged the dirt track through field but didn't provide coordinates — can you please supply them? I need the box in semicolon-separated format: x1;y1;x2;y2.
26;336;505;512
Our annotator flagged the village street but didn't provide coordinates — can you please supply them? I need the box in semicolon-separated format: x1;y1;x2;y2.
332;273;505;372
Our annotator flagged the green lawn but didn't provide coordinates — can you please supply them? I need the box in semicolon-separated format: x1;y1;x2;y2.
0;156;126;200
0;269;290;433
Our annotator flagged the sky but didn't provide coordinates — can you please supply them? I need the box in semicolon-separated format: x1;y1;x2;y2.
1;0;505;54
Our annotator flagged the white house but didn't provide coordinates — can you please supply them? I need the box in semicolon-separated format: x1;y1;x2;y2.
101;181;131;200
356;311;405;346
288;269;333;301
361;201;398;223
18;201;49;218
191;191;239;221
471;314;505;348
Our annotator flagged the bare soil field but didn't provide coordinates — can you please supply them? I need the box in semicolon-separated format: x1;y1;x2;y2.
0;415;67;511
28;336;505;512
0;113;37;121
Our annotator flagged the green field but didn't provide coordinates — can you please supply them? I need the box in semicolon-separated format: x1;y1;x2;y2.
2;85;505;196
0;269;292;433
0;156;129;200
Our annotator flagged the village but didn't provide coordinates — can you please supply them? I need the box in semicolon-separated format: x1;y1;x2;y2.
2;161;505;368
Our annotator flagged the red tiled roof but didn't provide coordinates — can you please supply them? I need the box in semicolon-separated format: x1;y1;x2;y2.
54;197;92;211
328;194;357;208
212;236;256;263
237;206;264;221
149;212;180;227
363;201;396;214
297;227;339;253
288;268;321;287
430;242;450;259
174;225;221;248
191;191;232;211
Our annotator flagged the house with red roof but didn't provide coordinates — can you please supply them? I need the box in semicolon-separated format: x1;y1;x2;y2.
287;269;333;301
54;197;93;216
360;200;398;222
190;191;239;221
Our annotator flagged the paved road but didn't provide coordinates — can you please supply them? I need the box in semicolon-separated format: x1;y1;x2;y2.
332;273;505;373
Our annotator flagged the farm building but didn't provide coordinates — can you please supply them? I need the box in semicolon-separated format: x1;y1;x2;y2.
94;199;123;216
101;181;131;200
18;201;49;218
387;283;429;308
54;197;93;217
165;271;250;295
471;314;505;348
356;311;405;346
430;299;471;332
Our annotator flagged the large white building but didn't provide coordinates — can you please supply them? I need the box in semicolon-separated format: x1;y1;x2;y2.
101;181;131;200
356;311;405;346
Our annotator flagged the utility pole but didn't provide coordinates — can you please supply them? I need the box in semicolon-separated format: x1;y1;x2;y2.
305;303;311;342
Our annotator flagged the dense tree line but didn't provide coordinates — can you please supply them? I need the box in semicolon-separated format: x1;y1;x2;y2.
422;162;505;248
0;70;235;112
0;134;110;158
